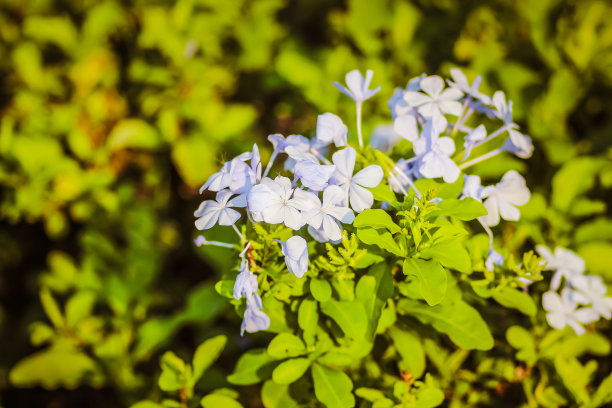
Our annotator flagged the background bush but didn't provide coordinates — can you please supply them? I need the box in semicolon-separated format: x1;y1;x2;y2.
0;0;611;406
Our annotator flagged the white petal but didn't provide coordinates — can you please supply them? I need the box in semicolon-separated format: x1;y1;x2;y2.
403;91;432;107
195;209;220;230
420;75;444;97
218;208;241;226
438;99;464;116
483;197;500;226
436;137;456;156
498;200;520;221
332;147;356;179
546;312;568;330
349;184;374;213
439;87;464;102
322;216;342;241
574;307;600;324
282;205;305;230
394;115;419;142
353;165;384;188
323;185;348;208
543;291;564;313
417;102;442;118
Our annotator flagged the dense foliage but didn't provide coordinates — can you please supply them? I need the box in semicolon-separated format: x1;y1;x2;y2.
1;0;611;407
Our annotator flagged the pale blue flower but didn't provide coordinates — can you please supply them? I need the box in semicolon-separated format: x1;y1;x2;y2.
333;69;381;104
247;176;309;230
463;124;487;160
316;113;348;147
447;68;492;105
571;275;612;319
413;116;460;183
485;249;504;272
275;235;309;278
294;161;336;191
241;292;270;335
481;170;530;226
331;146;384;213
302;185;355;241
369;124;403;152
502;129;534;159
194;190;246;230
282;135;318;171
393;114;419;142
233;258;258;300
543;289;599;335
492;91;513;125
536;246;585;291
462;175;484;201
404;75;463;117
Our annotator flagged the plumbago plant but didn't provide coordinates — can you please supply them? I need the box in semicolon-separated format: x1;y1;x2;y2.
134;70;612;408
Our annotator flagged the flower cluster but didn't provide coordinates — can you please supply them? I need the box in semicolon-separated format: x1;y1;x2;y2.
537;246;612;335
194;68;539;334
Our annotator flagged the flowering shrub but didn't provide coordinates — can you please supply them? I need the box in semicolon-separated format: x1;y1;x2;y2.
131;70;612;407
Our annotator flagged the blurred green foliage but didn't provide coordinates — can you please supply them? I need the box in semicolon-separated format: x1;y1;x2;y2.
0;0;611;407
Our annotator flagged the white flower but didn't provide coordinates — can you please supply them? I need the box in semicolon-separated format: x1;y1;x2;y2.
294;161;336;191
413;116;461;183
194;190;246;230
404;75;463;117
485;249;504;272
463;124;487;160
331;146;384;213
393;114;419;142
571;275;612;319
492;91;513;125
316;113;348;147
481;170;530;226
369;124;403;152
241;292;270;335
302;185;355;241
233;258;258;300
462;174;484;201
275;236;309;278
333;69;381;104
447;68;492;105
543;289;599;335
536;245;586;291
246;176;308;230
502;129;534;159
283;135;321;171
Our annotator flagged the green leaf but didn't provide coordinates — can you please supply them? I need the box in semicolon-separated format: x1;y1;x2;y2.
402;259;447;306
311;363;355;408
227;349;277;385
357;227;403;256
388;327;425;378
420;241;471;273
320;300;367;339
428;198;487;221
129;402;165;408
298;299;318;345
354;209;401;233
272;358;311;385
192;335;227;383
40;287;64;328
9;344;100;388
356;264;394;340
267;333;306;359
368;183;397;205
108;119;161;150
506;326;537;365
159;351;189;392
552;158;604;212
200;394;243;408
554;356;594;405
592;370;612;407
397;299;493;350
261;380;300;408
492;287;536;316
310;279;332;302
